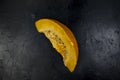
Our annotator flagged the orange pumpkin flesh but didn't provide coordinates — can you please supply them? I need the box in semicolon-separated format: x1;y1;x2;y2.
35;18;78;72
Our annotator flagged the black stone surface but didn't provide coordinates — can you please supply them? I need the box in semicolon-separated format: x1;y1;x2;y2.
0;0;120;80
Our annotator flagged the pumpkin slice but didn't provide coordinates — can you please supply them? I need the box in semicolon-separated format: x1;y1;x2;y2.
35;18;78;72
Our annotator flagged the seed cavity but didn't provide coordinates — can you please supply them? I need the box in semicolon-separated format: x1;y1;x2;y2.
44;30;67;59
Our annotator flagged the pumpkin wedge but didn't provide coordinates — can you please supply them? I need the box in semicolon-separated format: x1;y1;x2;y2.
35;18;78;72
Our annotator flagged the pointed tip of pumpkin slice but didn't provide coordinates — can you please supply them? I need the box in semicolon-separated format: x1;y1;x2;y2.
35;18;78;72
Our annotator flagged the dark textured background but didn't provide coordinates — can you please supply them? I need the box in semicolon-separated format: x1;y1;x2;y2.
0;0;120;80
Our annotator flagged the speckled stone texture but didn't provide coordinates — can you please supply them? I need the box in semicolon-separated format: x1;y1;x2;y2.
0;0;120;80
